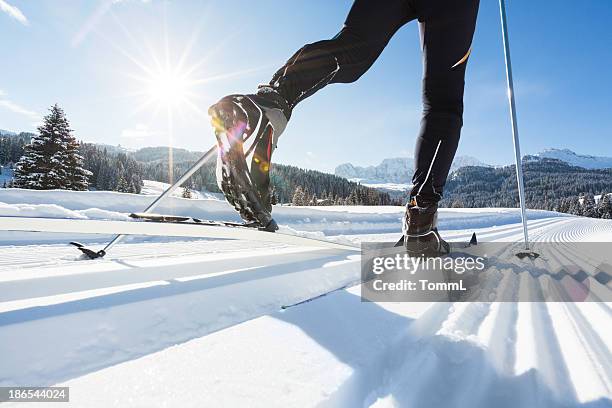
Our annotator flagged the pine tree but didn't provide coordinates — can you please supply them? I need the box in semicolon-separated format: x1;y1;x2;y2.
292;186;305;206
182;186;193;199
451;200;463;208
569;196;583;216
128;174;141;194
582;193;597;218
598;193;612;219
303;186;311;204
116;174;129;192
270;186;278;205
14;105;91;190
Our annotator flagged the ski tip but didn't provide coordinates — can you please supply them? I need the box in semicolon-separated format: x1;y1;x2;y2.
469;232;477;246
70;242;106;260
394;236;405;247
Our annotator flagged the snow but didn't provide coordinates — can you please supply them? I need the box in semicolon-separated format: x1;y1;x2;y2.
0;190;610;407
0;188;572;242
140;179;223;200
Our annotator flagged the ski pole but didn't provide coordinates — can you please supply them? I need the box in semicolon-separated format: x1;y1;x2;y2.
94;143;217;257
499;0;530;251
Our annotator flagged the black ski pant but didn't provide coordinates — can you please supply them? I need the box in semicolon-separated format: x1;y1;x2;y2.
268;0;480;203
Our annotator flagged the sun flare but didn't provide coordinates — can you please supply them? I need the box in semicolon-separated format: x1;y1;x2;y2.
145;68;192;107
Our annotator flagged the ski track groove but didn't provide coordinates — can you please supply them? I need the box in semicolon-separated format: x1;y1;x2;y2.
324;216;612;407
561;302;612;398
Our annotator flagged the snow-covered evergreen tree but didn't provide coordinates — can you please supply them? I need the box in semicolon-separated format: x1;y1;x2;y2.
182;186;193;199
269;186;278;205
129;179;139;194
14;105;91;190
292;186;305;206
582;193;597;218
116;174;129;192
598;193;612;219
303;187;311;204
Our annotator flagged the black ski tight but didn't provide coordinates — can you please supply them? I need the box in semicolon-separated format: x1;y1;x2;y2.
269;0;480;203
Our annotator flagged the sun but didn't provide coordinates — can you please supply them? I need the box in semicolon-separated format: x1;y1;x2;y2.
145;67;193;107
123;57;210;122
96;8;273;183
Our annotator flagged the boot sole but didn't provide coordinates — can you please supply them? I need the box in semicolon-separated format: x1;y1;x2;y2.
209;102;277;232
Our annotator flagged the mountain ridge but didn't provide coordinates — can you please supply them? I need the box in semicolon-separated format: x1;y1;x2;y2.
533;148;612;169
335;155;489;184
335;148;612;188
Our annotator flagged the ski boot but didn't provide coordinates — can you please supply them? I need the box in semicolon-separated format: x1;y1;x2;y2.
402;197;450;256
208;86;291;231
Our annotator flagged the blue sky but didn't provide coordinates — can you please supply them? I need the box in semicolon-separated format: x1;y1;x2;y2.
1;0;611;173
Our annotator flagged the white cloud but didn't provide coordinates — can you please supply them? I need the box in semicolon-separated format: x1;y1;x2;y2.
0;0;28;25
0;100;37;118
0;92;38;120
121;123;157;140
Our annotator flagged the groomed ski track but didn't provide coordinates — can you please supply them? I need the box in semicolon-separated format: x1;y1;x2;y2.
0;196;610;407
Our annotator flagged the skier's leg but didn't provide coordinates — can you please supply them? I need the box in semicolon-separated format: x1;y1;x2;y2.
269;0;416;109
410;0;480;203
210;0;416;227
403;0;479;254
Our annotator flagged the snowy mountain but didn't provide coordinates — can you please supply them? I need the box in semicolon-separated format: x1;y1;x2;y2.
335;158;414;184
450;155;490;170
534;148;612;169
335;155;489;185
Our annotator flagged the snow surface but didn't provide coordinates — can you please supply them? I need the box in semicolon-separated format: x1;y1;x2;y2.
140;179;223;200
0;190;610;407
0;188;572;239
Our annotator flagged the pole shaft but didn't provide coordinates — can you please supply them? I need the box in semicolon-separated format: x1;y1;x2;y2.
499;0;529;250
101;144;217;254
